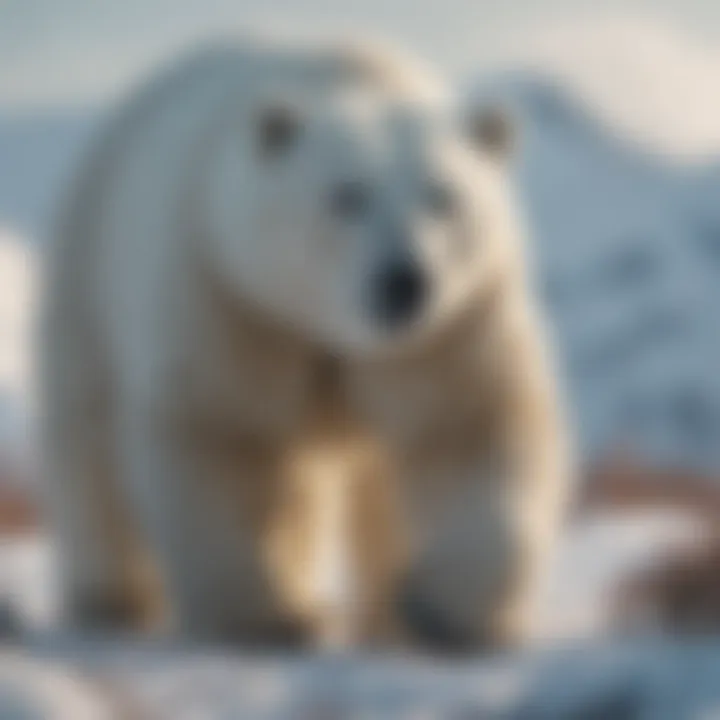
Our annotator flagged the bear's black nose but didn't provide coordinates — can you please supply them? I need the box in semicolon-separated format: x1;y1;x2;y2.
371;261;428;329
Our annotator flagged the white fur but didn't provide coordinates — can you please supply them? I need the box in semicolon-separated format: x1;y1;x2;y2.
40;37;568;647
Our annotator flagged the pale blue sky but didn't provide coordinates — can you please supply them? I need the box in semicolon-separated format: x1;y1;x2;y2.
2;0;719;109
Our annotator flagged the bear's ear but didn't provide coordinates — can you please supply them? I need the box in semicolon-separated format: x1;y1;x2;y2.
466;106;516;161
256;104;301;158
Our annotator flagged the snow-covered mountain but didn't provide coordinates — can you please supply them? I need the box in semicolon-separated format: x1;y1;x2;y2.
1;75;720;471
0;110;100;240
471;74;720;471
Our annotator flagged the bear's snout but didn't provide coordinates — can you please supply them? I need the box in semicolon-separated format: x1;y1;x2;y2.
370;260;428;329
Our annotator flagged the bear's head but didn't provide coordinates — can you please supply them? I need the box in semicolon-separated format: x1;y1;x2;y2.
201;50;521;357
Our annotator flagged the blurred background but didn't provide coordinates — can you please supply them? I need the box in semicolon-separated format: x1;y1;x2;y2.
2;0;720;716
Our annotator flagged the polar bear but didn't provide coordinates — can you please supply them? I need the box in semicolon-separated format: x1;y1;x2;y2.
40;37;570;651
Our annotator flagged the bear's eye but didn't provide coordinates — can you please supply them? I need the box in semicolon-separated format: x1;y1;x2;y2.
257;105;300;157
329;180;371;220
424;181;457;218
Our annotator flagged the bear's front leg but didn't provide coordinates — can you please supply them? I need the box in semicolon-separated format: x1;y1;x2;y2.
391;345;570;656
361;308;571;654
120;410;307;649
396;458;554;653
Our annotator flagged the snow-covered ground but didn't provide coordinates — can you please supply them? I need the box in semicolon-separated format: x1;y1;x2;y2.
1;507;715;717
3;615;720;718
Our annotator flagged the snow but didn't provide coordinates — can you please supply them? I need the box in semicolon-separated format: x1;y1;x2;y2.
534;509;710;641
0;112;100;239
469;75;720;472
0;535;57;631
479;14;720;160
0;655;113;720
1;509;715;717
2;630;720;718
0;230;37;483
